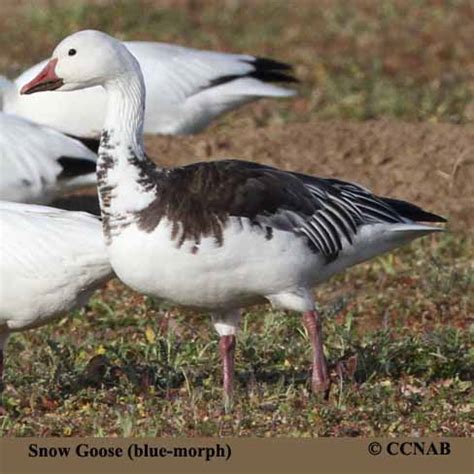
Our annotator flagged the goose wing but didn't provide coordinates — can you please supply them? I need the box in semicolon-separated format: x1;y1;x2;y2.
147;160;445;261
0;201;109;279
0;113;96;204
126;41;296;103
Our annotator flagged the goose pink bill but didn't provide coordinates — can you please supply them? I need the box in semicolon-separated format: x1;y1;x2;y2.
20;58;63;94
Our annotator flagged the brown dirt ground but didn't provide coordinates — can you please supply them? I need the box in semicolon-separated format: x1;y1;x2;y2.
143;119;474;232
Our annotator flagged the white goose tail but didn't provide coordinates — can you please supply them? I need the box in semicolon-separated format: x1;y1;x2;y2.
389;222;444;240
356;197;447;261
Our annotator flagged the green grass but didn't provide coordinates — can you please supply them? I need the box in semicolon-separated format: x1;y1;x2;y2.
0;0;472;437
1;234;472;436
0;0;472;124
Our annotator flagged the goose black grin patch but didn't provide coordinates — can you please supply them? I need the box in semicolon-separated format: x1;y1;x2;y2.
21;78;64;94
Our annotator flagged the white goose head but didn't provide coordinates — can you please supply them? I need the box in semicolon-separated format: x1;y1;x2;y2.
22;30;153;231
21;30;141;94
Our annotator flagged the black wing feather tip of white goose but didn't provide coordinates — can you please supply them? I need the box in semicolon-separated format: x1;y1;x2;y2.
57;156;97;179
247;56;299;82
246;56;299;83
207;57;298;89
68;135;101;154
251;57;294;71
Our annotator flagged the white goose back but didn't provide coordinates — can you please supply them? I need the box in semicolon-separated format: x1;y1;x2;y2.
0;112;97;204
0;201;112;331
3;41;295;138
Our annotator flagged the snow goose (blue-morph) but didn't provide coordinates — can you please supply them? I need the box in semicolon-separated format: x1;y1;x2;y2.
21;30;446;406
2;40;295;139
0;112;96;204
0;201;112;384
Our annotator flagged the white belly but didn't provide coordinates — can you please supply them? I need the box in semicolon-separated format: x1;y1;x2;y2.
106;214;433;313
107;217;321;310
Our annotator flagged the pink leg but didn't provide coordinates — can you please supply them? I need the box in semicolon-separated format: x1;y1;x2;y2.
219;335;236;411
303;310;330;394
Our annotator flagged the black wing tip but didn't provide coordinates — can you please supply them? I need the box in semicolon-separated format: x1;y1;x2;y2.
423;213;447;223
422;211;447;223
381;197;447;223
412;211;447;223
66;134;100;154
57;156;97;178
207;71;297;89
252;56;293;71
206;56;298;90
80;137;101;154
247;56;299;84
250;69;299;84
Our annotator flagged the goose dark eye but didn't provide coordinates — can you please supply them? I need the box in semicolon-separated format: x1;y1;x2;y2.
68;48;77;56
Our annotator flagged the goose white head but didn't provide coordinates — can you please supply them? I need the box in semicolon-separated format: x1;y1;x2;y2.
21;30;141;95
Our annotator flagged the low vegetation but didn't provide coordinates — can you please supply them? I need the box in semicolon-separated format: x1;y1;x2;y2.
0;0;472;125
1;235;472;436
0;0;472;437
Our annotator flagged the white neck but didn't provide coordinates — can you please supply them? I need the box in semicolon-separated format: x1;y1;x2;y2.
103;73;146;160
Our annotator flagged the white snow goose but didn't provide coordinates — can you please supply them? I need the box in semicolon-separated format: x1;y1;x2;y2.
0;201;112;385
0;112;97;204
21;30;446;407
2;40;296;141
